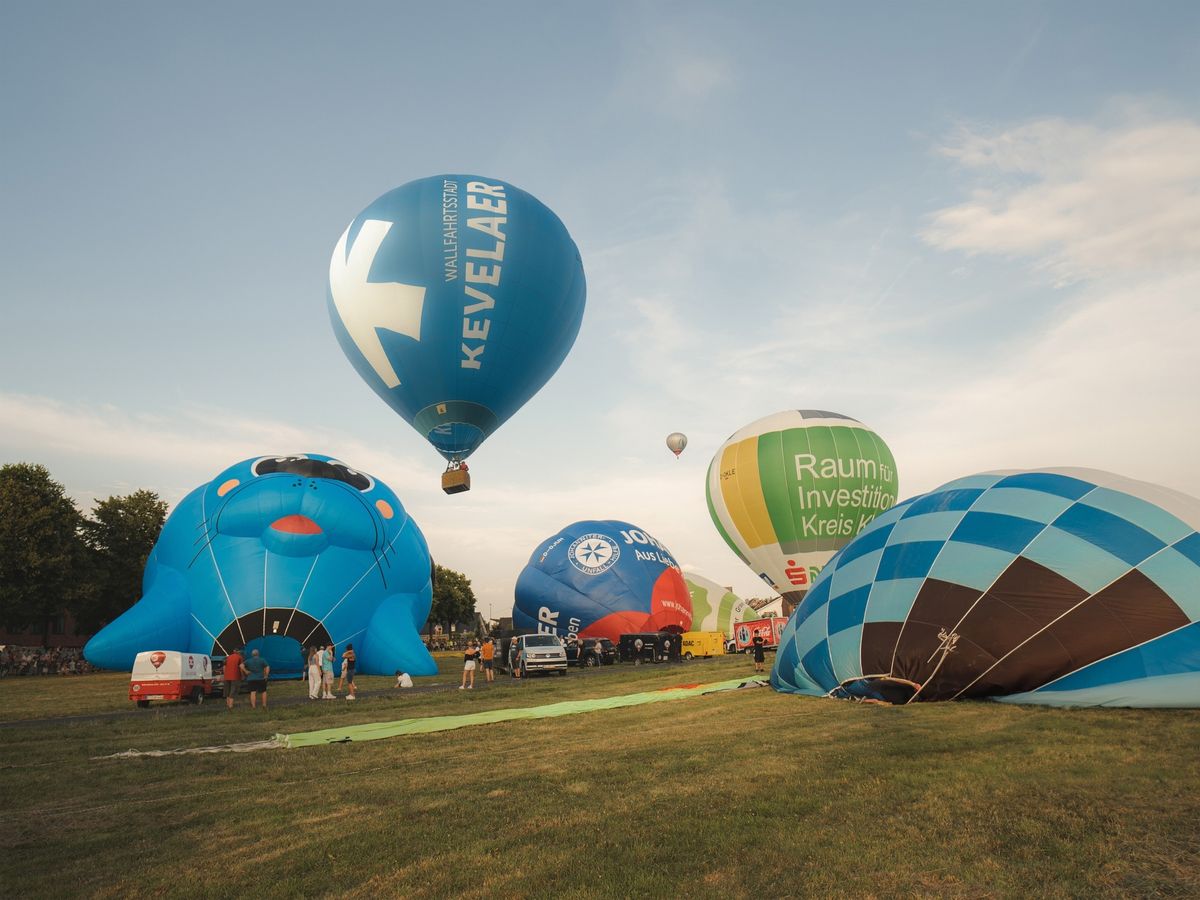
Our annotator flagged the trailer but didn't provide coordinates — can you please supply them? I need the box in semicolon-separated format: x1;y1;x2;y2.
732;617;787;652
680;631;726;659
129;650;217;707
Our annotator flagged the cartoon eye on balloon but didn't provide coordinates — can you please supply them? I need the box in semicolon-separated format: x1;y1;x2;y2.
327;174;587;494
666;432;687;459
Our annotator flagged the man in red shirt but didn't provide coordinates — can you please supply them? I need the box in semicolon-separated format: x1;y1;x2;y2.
223;647;244;710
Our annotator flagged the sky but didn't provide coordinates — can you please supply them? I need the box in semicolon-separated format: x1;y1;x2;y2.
2;1;1199;619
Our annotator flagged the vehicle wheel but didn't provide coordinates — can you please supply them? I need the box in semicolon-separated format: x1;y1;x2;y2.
684;652;693;660
191;687;204;704
557;668;566;676
136;699;150;709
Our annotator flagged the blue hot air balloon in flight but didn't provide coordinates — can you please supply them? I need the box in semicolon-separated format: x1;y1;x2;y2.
328;175;586;492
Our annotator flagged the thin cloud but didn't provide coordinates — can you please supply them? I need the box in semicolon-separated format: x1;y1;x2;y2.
899;109;1200;498
924;113;1200;282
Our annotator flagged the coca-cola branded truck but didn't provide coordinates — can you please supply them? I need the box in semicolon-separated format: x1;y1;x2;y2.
732;617;787;652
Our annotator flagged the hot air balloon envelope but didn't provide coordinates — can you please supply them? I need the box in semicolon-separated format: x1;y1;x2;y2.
666;432;688;458
707;410;898;615
328;174;586;462
513;520;692;643
84;455;437;678
772;468;1200;707
684;572;752;636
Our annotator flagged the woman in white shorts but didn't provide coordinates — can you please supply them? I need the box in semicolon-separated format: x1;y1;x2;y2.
460;641;479;690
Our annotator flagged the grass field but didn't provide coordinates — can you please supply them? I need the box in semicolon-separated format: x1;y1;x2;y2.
3;656;1200;898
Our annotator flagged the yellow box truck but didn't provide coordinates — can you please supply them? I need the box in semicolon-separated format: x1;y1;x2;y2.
681;631;725;660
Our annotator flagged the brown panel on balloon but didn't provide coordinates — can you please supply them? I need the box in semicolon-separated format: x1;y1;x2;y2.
891;579;984;686
859;621;904;677
972;568;1189;698
915;633;1003;701
953;557;1089;663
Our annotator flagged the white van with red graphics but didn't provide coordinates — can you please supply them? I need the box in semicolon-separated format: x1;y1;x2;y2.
129;650;216;707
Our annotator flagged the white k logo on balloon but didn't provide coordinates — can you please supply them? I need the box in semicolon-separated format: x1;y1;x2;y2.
329;219;426;388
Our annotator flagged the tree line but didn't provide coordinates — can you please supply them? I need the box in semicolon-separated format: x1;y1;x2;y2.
0;463;167;644
0;462;480;647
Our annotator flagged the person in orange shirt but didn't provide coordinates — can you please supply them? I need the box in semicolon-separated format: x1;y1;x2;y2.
222;647;243;710
480;637;496;683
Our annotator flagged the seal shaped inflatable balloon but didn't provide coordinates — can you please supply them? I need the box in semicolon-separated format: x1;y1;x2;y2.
84;454;437;677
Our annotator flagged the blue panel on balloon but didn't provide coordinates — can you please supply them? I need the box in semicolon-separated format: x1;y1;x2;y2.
328;175;586;462
837;521;894;567
801;639;837;691
901;488;985;517
793;575;833;628
85;455;437;678
1175;533;1200;567
1053;503;1165;566
994;472;1095;501
827;585;871;635
877;541;943;581
1035;621;1200;692
950;512;1046;555
512;520;692;643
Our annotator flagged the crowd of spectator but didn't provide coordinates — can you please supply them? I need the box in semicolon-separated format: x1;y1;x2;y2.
0;646;97;676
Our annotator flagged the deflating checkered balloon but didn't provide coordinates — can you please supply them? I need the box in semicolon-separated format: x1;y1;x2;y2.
771;468;1200;707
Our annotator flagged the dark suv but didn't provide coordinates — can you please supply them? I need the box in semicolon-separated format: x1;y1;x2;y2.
566;637;617;667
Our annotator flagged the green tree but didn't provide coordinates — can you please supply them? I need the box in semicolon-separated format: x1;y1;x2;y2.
0;463;88;643
79;489;168;632
428;563;478;634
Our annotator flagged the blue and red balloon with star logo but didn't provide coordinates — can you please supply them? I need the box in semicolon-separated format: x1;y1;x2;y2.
513;520;693;643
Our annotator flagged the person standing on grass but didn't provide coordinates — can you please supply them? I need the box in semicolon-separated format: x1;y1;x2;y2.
242;648;270;710
633;636;644;666
321;644;335;699
222;647;243;710
752;632;766;673
480;636;495;683
307;646;321;700
510;639;522;679
460;640;479;690
339;644;357;700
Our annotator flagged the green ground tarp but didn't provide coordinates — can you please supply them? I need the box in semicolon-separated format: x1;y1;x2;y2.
279;677;762;748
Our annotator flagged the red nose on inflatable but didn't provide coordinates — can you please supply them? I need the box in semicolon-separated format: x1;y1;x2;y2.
270;515;322;534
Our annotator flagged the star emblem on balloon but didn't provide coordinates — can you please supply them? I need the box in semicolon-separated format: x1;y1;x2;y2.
575;539;613;566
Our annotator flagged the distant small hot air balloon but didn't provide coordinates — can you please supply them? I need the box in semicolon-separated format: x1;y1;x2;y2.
328;174;587;494
666;432;687;459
